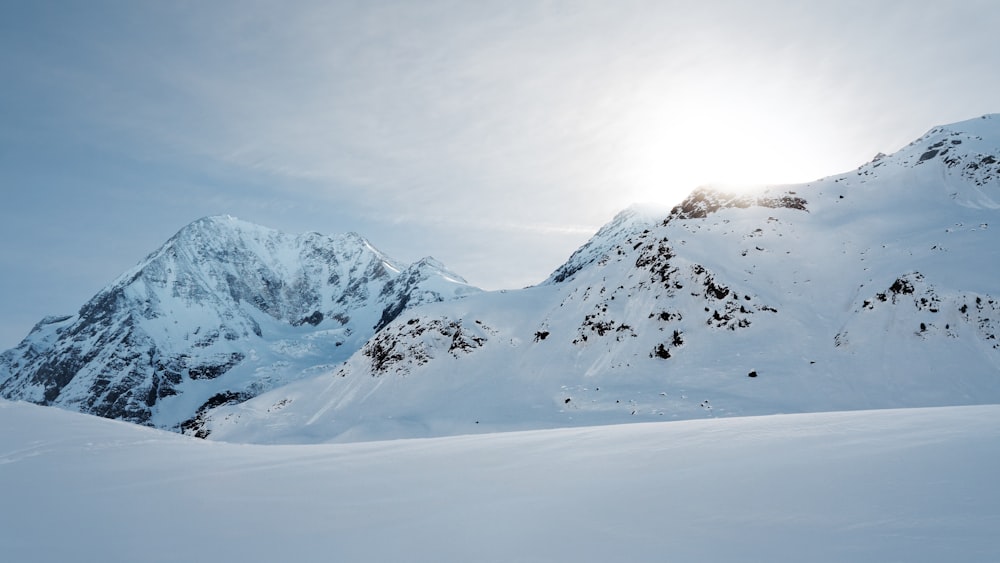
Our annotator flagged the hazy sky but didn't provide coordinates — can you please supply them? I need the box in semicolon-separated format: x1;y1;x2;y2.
2;1;999;349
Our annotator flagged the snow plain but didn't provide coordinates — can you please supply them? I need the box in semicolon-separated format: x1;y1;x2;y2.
2;399;997;562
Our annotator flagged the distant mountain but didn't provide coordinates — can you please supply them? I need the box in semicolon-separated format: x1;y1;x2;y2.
200;114;1000;443
0;216;479;431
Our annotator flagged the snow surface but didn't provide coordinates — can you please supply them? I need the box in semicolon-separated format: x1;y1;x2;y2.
1;399;997;563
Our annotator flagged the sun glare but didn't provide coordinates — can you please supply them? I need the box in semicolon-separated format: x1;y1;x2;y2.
612;93;837;207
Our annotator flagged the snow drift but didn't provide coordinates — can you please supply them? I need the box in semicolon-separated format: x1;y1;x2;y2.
1;399;997;563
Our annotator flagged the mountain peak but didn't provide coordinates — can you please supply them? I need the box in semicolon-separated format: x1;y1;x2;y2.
838;113;1000;210
6;114;1000;445
666;186;809;221
335;230;371;247
179;214;268;236
0;219;480;430
410;256;469;284
195;113;1000;444
543;206;666;285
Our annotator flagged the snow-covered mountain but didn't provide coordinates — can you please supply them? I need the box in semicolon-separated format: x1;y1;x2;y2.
201;114;1000;443
0;216;479;430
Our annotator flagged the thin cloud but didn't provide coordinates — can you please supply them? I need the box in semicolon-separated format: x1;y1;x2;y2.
3;1;1000;346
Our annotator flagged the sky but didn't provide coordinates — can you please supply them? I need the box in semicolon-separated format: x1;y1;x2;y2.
2;0;999;350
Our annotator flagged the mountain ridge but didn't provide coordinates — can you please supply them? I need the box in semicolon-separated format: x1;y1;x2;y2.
0;215;479;430
4;114;1000;443
198;114;1000;443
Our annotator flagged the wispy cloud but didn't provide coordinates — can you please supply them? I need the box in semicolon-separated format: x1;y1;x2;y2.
87;1;994;214
3;0;1000;344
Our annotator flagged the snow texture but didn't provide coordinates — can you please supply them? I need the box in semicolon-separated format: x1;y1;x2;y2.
1;399;997;563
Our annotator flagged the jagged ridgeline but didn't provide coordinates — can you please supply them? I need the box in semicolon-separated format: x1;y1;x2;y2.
5;114;1000;444
0;216;480;430
197;114;1000;443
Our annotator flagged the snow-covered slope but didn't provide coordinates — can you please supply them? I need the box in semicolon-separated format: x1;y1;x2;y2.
0;216;479;431
204;114;1000;443
2;399;997;563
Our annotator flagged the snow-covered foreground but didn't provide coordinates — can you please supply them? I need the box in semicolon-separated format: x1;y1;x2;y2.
2;400;998;562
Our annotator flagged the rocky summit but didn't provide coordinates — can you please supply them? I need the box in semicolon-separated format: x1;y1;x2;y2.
0;216;479;431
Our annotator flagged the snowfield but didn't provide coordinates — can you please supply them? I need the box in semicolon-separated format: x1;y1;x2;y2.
2;399;997;563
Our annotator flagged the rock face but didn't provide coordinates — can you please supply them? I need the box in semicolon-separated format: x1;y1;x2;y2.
198;115;1000;444
0;216;479;430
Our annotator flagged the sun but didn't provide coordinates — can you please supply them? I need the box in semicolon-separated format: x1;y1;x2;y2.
610;93;840;207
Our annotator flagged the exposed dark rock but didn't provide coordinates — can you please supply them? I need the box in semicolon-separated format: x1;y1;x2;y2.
890;278;916;295
180;391;252;438
652;344;671;359
293;311;324;326
187;353;245;380
667;187;809;221
919;149;940;162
